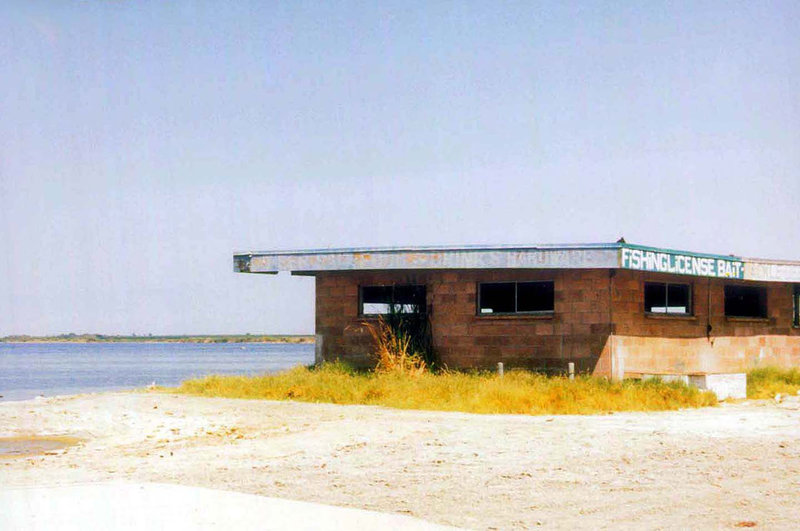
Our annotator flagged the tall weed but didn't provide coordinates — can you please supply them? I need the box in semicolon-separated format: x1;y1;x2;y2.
362;317;427;376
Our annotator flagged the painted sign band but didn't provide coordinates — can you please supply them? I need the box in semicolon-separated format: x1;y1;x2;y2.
620;247;744;279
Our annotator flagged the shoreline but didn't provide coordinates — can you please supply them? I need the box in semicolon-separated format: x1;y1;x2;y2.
0;337;315;345
2;391;799;529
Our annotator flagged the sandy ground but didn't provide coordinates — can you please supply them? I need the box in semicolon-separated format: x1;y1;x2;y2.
0;483;456;530
1;392;799;530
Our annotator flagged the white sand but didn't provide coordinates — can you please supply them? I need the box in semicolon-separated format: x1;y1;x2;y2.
1;392;799;529
0;482;456;530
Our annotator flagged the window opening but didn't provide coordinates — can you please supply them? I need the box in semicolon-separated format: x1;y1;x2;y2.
724;285;767;318
478;281;554;315
360;285;426;316
644;282;692;315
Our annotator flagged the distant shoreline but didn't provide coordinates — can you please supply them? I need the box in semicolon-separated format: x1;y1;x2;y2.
0;335;315;344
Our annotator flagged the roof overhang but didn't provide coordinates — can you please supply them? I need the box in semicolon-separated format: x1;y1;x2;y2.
233;243;800;283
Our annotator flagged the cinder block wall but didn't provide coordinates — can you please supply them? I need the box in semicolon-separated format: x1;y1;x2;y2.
611;270;800;374
316;268;800;376
315;269;614;374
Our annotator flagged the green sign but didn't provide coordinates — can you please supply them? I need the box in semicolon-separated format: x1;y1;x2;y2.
620;246;744;279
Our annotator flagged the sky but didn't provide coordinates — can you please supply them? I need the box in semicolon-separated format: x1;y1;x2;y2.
1;1;799;336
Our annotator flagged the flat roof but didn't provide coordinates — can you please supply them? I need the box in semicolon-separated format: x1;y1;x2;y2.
233;242;800;283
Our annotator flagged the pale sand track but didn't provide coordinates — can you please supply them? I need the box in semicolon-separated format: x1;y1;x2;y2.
1;392;799;530
0;482;457;530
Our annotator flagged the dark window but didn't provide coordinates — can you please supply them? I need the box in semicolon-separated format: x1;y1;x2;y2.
479;282;516;314
518;282;555;312
360;285;426;315
644;282;692;315
793;285;800;327
478;281;554;315
724;285;767;318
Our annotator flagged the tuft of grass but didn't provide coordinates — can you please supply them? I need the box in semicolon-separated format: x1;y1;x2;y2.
362;318;427;376
175;363;717;415
747;367;800;399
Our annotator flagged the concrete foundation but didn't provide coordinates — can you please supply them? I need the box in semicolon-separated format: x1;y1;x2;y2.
689;373;747;400
641;372;747;400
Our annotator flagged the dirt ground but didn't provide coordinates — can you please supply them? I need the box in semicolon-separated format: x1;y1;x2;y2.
1;392;799;530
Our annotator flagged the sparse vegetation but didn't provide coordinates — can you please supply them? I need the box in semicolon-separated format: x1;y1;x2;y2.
747;367;800;399
176;362;718;415
177;315;717;414
362;317;427;376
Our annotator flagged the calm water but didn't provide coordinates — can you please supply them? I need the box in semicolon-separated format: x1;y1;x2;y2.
0;342;314;402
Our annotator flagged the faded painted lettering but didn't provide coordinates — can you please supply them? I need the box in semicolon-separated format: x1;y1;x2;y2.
620;247;744;279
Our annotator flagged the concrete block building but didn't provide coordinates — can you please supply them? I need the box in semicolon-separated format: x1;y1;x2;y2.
234;243;800;380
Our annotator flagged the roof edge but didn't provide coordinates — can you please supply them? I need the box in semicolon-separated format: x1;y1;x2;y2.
233;242;622;258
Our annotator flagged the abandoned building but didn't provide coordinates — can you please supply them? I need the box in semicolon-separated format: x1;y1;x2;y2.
234;242;800;387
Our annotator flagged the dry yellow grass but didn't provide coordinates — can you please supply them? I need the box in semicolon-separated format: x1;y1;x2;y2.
747;367;800;399
176;363;717;415
361;318;427;375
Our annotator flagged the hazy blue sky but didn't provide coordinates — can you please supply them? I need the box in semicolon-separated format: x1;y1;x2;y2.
1;1;798;335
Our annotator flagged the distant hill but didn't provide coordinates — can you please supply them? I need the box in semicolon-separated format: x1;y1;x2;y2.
0;334;315;344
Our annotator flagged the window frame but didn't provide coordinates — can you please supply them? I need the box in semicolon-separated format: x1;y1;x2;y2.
793;285;800;328
358;284;427;317
476;280;555;316
643;281;693;316
723;284;768;319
